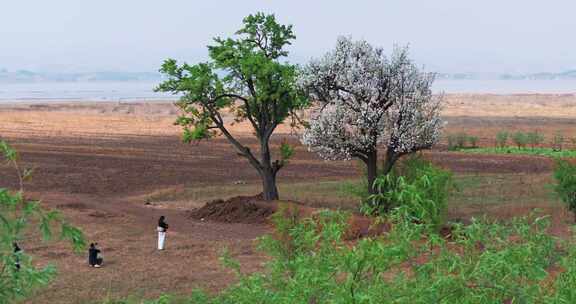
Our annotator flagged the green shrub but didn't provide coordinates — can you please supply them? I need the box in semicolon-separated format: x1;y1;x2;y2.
495;130;509;149
362;156;454;230
447;134;458;151
447;132;469;150
512;131;528;149
129;209;576;303
467;135;479;148
553;159;576;222
0;141;85;303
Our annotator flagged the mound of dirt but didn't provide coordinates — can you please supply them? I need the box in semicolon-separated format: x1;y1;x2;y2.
188;194;276;224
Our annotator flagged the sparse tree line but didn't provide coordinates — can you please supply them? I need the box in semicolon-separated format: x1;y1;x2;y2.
447;130;576;153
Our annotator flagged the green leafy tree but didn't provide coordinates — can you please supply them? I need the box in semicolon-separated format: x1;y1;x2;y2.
512;131;528;149
495;130;509;149
467;135;479;148
0;141;85;303
156;13;309;201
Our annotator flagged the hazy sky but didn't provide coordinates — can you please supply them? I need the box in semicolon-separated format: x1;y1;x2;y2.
1;0;575;74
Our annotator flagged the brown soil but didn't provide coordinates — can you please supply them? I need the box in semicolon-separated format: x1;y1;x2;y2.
0;95;572;303
188;194;276;224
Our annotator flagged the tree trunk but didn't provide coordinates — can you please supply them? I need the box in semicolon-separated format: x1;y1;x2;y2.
261;168;279;200
365;150;378;195
259;134;280;201
381;148;400;177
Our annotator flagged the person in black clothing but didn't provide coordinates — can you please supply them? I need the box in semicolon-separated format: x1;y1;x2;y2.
88;243;103;268
13;242;21;271
157;216;168;250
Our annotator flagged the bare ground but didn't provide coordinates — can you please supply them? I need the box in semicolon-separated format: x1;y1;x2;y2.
0;94;574;303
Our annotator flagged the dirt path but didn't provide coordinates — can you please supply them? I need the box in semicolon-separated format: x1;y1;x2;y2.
24;191;271;303
44;192;271;241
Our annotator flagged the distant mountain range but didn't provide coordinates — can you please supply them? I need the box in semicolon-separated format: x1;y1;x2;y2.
0;69;163;83
437;70;576;80
1;69;576;83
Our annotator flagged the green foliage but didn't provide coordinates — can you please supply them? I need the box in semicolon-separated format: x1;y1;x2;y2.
447;132;478;150
156;13;308;142
129;209;576;303
467;135;479;148
156;12;309;200
363;156;454;230
455;130;575;157
458;146;576;158
512;131;529;149
279;141;294;163
553;159;576;221
447;132;469;151
0;141;85;303
495;130;509;149
509;130;544;150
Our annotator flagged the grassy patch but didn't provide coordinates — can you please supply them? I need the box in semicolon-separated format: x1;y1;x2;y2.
458;146;576;158
146;179;360;210
147;173;559;219
450;173;555;206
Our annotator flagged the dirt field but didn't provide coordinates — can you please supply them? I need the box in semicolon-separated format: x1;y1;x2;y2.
0;94;575;303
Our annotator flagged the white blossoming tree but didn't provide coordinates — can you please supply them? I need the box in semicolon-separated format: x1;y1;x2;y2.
300;37;443;194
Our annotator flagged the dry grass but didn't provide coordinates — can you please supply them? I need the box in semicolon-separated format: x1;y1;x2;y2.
442;94;576;118
1;94;575;140
143;179;360;211
144;172;561;221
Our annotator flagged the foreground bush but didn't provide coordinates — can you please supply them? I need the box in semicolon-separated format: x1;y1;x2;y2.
362;155;454;230
111;207;576;304
0;141;85;303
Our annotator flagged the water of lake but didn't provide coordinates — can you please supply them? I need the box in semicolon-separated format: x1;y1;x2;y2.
0;79;575;102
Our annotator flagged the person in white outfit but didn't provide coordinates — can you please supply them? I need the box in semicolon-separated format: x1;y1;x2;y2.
157;216;168;250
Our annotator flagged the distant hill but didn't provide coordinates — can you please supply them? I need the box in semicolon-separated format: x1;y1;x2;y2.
2;69;575;83
523;70;576;80
0;70;163;83
438;70;576;81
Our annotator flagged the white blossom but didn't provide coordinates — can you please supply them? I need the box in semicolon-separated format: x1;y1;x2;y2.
300;36;443;166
